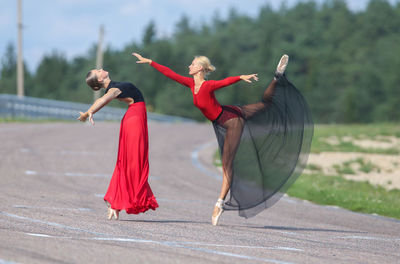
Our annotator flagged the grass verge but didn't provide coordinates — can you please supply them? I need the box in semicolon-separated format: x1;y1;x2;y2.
287;173;400;220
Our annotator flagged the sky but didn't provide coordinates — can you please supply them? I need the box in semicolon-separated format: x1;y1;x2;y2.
0;0;399;72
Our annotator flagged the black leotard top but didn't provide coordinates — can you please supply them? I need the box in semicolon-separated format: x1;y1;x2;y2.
105;80;145;103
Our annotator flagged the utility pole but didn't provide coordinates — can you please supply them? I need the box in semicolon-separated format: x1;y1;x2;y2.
17;0;24;98
93;25;104;101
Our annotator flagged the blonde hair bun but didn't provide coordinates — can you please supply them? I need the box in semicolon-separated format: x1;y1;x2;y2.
195;56;216;74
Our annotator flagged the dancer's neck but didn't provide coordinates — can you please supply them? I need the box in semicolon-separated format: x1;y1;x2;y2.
103;78;111;89
193;74;205;85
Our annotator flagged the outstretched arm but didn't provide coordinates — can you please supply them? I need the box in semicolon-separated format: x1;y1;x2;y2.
77;88;120;125
212;74;258;91
132;52;192;87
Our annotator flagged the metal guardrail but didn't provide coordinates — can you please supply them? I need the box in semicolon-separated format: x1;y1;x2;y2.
0;94;194;123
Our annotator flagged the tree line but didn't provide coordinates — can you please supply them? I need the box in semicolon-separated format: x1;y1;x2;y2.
1;0;399;123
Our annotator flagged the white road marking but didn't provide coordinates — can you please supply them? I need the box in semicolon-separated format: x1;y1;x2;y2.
168;241;303;251
279;231;298;235
19;149;108;156
338;235;376;240
275;247;303;252
60;150;105;156
0;259;20;264
25;170;109;178
96;195;209;205
337;235;400;241
0;211;296;264
25;170;158;180
13;205;93;212
26;233;52;238
64;172;109;177
0;211;108;236
19;148;31;153
22;233;297;264
107;238;297;264
157;198;210;205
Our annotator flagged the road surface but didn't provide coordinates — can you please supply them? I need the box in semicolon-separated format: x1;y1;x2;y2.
0;122;399;263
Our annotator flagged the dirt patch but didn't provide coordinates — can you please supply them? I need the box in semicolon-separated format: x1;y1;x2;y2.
352;136;400;149
306;152;400;190
320;135;400;150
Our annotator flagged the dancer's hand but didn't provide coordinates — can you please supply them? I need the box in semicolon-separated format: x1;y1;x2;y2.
77;111;94;125
77;112;88;122
132;52;152;64
240;74;258;83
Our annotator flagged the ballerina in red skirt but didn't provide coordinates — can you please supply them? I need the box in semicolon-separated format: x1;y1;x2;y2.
78;68;158;220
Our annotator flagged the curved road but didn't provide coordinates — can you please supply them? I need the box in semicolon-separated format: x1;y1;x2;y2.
0;121;399;264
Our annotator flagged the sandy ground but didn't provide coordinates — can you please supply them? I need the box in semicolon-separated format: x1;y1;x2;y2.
321;135;400;150
308;136;400;190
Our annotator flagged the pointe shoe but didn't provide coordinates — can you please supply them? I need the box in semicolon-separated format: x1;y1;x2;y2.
274;54;289;79
211;198;224;226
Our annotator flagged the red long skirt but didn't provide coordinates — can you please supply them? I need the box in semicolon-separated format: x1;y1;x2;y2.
104;102;158;214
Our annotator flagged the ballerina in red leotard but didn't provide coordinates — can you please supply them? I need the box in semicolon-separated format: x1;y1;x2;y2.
133;52;313;225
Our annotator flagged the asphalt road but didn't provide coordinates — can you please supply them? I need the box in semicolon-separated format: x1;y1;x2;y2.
0;121;399;264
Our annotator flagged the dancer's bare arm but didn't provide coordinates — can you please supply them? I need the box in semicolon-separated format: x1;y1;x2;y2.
77;88;121;125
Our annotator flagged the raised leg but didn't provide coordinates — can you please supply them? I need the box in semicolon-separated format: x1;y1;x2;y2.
241;54;289;119
240;78;278;119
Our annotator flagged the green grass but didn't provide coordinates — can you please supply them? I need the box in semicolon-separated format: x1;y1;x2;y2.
356;158;378;173
333;163;356;175
312;123;400;154
314;123;400;138
333;158;379;175
294;124;400;219
213;149;222;167
306;163;322;172
288;173;400;219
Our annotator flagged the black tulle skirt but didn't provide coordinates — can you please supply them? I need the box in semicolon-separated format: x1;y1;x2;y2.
213;75;313;218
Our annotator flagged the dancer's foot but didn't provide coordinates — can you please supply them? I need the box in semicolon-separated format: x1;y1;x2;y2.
211;198;224;226
105;201;113;220
113;209;120;220
274;54;289;79
107;207;113;220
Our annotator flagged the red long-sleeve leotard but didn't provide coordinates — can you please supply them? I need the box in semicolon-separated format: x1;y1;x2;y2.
150;61;241;121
